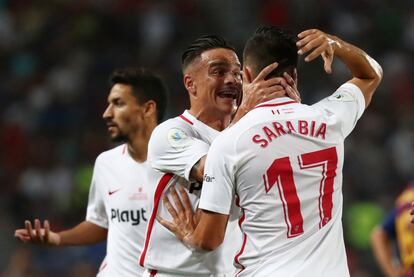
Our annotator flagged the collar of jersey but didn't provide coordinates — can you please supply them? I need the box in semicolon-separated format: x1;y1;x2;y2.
254;97;297;109
121;144;147;165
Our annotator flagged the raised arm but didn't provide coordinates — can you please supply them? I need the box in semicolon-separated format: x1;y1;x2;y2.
15;219;107;246
297;29;383;108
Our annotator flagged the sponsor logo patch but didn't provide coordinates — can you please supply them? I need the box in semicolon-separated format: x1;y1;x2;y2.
167;128;190;148
328;91;355;102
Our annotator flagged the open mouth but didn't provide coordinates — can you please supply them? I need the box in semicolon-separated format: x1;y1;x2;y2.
217;90;238;99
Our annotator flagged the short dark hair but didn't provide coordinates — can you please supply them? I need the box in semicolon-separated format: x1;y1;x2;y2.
243;26;298;79
109;67;167;123
181;35;235;72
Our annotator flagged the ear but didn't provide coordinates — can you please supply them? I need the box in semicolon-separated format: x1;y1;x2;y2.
183;74;196;96
243;66;254;83
142;100;157;120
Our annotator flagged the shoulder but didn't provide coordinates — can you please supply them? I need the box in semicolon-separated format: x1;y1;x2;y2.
313;83;364;108
95;144;125;165
152;116;195;139
148;116;197;154
210;128;236;155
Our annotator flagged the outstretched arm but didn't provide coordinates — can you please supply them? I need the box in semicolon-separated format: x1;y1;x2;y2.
15;219;107;246
297;29;383;108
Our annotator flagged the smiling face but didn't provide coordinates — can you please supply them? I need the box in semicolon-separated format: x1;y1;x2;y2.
102;84;144;142
185;48;242;117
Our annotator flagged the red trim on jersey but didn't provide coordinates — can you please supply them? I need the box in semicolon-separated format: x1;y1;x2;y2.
139;173;174;267
150;269;158;276
234;194;247;275
179;114;193;125
122;144;127;154
254;100;296;109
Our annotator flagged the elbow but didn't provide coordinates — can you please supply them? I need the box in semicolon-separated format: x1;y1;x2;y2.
369;56;383;85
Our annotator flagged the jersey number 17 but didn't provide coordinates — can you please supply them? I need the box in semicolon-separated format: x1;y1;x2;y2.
263;147;338;238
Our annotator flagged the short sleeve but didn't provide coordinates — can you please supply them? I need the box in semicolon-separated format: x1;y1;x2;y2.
381;209;396;239
86;160;109;229
313;83;365;138
198;135;236;215
148;122;209;181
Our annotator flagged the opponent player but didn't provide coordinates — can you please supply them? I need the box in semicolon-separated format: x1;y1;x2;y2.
371;182;414;277
140;35;300;276
14;67;167;276
159;27;383;276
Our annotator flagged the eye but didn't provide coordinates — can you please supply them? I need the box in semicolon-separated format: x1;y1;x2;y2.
113;99;125;107
212;68;225;77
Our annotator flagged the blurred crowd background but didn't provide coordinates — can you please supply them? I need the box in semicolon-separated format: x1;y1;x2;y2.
1;0;413;276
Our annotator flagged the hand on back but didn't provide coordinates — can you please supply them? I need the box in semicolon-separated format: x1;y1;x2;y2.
157;186;197;244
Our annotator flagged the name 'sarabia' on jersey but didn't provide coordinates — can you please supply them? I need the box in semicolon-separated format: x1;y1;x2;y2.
86;144;149;277
140;110;241;276
199;83;365;277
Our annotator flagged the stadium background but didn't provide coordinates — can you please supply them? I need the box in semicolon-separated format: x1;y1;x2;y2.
1;0;413;276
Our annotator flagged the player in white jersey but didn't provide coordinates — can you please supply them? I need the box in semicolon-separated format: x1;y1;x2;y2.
140;35;300;276
158;27;383;276
14;67;167;276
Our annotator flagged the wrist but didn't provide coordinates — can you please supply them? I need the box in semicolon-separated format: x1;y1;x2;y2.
54;232;62;246
182;234;208;253
234;104;249;119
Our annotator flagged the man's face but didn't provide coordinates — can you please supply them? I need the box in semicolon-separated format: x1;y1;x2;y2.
188;48;242;115
102;84;143;142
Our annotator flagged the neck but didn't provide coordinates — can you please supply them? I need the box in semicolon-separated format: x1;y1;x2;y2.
126;122;156;163
188;108;231;131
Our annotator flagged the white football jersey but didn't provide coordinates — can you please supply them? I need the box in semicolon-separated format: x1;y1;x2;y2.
140;110;241;276
86;144;149;276
199;83;365;277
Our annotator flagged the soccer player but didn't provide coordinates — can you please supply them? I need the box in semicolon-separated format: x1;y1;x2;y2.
371;182;414;277
158;27;383;276
14;67;168;277
140;35;300;276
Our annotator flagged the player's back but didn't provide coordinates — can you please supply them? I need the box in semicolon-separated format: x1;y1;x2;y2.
216;85;364;276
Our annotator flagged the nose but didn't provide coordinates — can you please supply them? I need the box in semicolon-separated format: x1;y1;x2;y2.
102;105;112;120
224;72;241;86
224;72;236;85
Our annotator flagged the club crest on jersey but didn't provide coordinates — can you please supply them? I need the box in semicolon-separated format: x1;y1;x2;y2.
328;91;354;102
129;186;147;201
167;128;190;148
